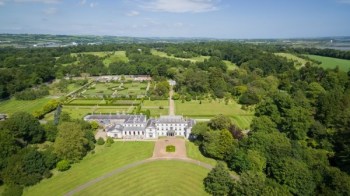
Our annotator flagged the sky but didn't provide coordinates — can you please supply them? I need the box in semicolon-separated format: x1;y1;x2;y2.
0;0;350;39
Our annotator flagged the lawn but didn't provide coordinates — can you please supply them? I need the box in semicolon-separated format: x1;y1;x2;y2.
186;141;217;166
62;105;134;119
24;142;155;196
0;97;53;116
307;54;350;72
83;83;115;97
103;51;129;66
231;115;254;130
175;99;250;117
275;53;309;68
223;60;238;70
74;160;210;196
142;100;169;107
151;49;210;63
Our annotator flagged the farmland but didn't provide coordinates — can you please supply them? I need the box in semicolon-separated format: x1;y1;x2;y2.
307;54;350;71
74;161;210;196
24;142;155;196
275;53;309;68
151;49;210;62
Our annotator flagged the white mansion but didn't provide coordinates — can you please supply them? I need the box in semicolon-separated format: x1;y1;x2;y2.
84;114;195;139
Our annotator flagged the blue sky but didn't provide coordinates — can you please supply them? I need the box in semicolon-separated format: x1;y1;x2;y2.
0;0;350;38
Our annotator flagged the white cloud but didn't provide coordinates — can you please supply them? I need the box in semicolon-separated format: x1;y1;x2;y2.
80;0;86;5
14;0;61;3
126;10;140;16
0;1;6;5
141;0;219;13
43;7;57;15
89;2;97;8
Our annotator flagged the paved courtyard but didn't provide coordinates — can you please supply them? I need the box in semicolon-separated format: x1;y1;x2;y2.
152;137;186;158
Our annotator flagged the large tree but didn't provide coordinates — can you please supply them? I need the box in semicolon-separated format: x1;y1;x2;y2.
53;122;88;162
204;162;233;196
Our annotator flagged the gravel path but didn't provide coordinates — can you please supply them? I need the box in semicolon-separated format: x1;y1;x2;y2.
169;87;175;115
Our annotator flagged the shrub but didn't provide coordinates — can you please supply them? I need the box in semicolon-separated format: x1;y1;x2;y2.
166;145;176;152
2;184;23;196
106;137;114;144
97;137;105;145
56;160;70;172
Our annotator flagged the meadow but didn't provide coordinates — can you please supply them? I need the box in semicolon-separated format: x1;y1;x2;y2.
71;51;129;66
275;53;309;68
151;49;210;62
307;54;350;72
74;160;210;196
223;60;238;70
175;99;253;129
0;97;53;116
24;142;155;196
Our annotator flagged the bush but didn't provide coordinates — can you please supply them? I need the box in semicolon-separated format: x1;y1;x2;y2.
97;137;105;145
106;137;114;144
166;145;176;152
56;160;70;171
2;184;23;196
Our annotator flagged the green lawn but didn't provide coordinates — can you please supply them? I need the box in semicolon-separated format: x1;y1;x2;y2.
176;99;253;129
223;60;238;70
75;160;210;196
307;54;350;72
142;100;169;107
62;105;133;119
186;141;217;166
0;97;53;116
151;49;210;63
275;53;309;68
24;142;155;196
84;83;115;96
103;51;129;66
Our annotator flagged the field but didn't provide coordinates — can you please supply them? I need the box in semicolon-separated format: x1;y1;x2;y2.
24;142;155;196
307;55;350;72
141;100;169;117
151;49;210;62
75;160;210;196
175;99;253;129
0;97;53;116
275;53;309;68
186;141;217;166
223;60;238;70
61;105;134;119
103;51;129;66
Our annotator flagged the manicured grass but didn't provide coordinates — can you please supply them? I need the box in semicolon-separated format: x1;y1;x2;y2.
142;100;169;107
307;54;350;72
275;53;309;68
166;145;176;152
176;99;250;117
223;60;238;70
231;115;254;130
186;141;217;166
151;49;210;62
62;106;133;119
147;108;169;117
84;83;115;96
75;161;210;196
24;142;155;196
103;51;129;66
69;99;107;105
0;97;53;116
141;100;169;116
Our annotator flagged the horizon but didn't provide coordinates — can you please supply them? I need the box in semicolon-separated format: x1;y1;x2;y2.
1;0;350;39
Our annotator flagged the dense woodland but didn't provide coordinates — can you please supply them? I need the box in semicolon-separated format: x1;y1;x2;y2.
0;42;350;195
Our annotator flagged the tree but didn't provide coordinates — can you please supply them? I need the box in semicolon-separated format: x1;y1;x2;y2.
0;130;20;170
208;115;232;130
204;162;233;196
54;104;62;125
56;160;71;171
202;129;235;160
0;112;44;144
43;121;58;142
53;122;88;162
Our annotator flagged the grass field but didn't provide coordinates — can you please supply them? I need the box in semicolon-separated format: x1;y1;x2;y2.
103;51;129;66
62;105;134;119
75;160;210;196
141;100;169;116
307;54;350;72
24;142;155;196
151;49;210;63
175;99;253;129
0;97;53;116
186;141;217;166
275;53;309;68
223;60;238;70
